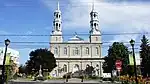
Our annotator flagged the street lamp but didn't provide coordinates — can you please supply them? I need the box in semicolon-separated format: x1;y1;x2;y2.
1;39;10;84
130;39;138;84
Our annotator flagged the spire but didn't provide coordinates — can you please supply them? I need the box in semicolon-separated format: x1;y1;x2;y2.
57;1;60;10
92;0;95;11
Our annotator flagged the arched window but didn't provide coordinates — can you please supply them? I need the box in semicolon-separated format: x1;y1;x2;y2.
74;64;79;69
94;23;96;27
56;23;58;27
59;15;60;18
54;47;58;55
55;70;57;76
56;14;58;18
64;47;67;55
94;14;96;17
75;47;79;55
59;24;60;27
91;23;93;27
86;47;89;55
96;47;99;55
96;64;99;67
63;64;67;72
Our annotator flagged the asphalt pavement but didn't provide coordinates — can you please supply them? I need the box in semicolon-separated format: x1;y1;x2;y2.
8;78;122;84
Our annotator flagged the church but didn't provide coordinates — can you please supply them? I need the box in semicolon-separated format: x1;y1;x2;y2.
50;2;104;77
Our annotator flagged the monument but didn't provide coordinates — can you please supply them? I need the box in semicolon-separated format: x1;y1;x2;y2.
35;65;44;81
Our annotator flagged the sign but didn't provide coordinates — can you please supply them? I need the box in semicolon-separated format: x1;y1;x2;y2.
129;54;134;65
115;60;122;71
129;53;141;65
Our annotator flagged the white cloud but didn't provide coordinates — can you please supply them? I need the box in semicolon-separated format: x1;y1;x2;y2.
42;0;150;43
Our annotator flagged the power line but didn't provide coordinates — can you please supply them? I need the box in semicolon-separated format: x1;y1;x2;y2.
2;2;149;7
0;44;140;49
0;41;142;44
0;32;149;36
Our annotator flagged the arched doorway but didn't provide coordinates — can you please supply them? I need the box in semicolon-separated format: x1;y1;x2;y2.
63;64;67;72
72;64;79;73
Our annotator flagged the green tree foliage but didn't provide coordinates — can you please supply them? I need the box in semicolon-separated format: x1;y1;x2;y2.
25;48;57;75
18;64;26;73
85;65;94;76
140;35;149;77
103;42;129;75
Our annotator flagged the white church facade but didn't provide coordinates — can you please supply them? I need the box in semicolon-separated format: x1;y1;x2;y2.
50;2;104;77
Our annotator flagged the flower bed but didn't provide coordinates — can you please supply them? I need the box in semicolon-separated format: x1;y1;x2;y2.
119;75;150;84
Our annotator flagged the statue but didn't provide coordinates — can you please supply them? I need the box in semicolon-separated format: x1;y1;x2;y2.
38;65;43;77
35;65;44;81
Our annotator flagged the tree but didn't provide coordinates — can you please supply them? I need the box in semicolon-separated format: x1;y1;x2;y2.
103;42;129;75
18;64;26;73
85;65;94;77
25;48;57;75
140;35;149;77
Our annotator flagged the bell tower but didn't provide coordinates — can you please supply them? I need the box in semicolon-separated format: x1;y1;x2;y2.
50;2;63;43
89;1;101;43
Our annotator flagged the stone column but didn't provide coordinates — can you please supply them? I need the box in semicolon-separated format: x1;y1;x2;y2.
81;45;82;58
58;62;59;76
99;61;103;77
91;45;92;58
80;62;82;70
58;46;60;57
68;62;70;73
68;46;70;57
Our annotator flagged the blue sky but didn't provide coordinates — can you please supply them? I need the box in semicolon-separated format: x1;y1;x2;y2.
0;0;150;65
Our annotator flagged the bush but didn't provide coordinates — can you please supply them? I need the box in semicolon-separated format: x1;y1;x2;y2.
63;74;71;79
12;73;18;80
47;75;52;79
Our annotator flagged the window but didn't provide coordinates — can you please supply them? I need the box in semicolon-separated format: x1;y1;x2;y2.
75;47;79;55
96;47;99;55
91;23;93;27
96;64;99;67
94;23;96;27
54;47;58;55
56;37;58;41
94;14;96;17
59;24;60;27
56;23;58;27
63;64;67;72
56;14;58;18
64;47;67;55
86;47;89;55
96;37;98;41
55;70;57;76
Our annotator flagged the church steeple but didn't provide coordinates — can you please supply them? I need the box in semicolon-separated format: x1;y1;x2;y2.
50;1;63;43
57;1;60;10
89;0;101;43
92;0;95;12
89;0;100;35
52;1;62;35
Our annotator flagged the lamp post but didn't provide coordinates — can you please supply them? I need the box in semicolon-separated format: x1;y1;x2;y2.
1;39;10;84
130;39;138;84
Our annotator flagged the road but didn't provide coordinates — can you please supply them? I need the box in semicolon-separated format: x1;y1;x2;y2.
8;78;122;84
